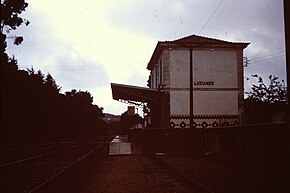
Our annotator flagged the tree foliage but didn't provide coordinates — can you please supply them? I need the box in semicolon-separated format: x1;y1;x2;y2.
244;74;288;124
120;111;143;132
1;0;29;68
1;0;29;50
1;0;29;35
1;65;108;148
245;74;287;104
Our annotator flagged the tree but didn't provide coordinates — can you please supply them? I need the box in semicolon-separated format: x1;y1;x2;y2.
120;111;143;132
1;0;29;41
1;0;30;148
65;89;93;107
62;89;107;139
244;74;287;124
245;74;287;104
1;0;29;63
44;73;61;93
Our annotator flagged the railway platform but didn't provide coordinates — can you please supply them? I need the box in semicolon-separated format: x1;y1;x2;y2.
109;135;142;155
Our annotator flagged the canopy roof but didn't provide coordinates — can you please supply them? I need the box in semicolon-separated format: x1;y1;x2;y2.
111;83;163;103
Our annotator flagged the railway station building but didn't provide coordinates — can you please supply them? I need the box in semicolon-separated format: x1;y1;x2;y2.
111;34;249;129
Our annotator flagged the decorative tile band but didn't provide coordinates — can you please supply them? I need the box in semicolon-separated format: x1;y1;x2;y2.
171;115;240;119
170;115;240;129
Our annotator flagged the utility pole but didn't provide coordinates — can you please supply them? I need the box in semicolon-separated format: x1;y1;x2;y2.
283;0;290;123
189;47;194;129
172;43;194;129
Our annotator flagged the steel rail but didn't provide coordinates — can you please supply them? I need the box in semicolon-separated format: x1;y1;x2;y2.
0;144;81;167
0;142;59;152
28;142;108;193
151;155;216;193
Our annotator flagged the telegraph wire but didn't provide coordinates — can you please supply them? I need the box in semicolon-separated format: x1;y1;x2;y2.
250;54;285;63
19;64;145;73
250;49;285;64
198;0;225;34
250;49;285;61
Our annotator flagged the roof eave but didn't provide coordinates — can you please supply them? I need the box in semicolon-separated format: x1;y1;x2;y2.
147;39;250;70
147;41;166;70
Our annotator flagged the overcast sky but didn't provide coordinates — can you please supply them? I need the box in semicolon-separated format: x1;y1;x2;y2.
6;0;286;115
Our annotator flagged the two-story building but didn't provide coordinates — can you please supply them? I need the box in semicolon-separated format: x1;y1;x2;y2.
111;34;249;128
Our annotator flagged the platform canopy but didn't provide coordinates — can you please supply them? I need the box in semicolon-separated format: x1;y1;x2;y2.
111;83;164;104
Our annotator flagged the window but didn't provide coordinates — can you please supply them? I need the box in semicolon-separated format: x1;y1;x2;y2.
156;64;159;88
159;59;163;85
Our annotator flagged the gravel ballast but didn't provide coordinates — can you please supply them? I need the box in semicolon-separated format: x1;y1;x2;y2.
78;154;289;193
80;155;197;193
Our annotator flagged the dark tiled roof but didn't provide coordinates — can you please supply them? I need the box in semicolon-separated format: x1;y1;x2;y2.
147;34;250;69
167;34;232;44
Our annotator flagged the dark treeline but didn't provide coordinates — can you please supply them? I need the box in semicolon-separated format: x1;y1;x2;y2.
1;0;111;149
1;59;108;148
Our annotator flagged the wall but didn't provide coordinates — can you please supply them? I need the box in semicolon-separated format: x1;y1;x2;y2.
150;50;170;90
169;48;241;128
129;123;290;173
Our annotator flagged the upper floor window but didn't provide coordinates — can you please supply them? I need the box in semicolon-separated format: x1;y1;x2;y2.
155;64;159;88
150;58;163;89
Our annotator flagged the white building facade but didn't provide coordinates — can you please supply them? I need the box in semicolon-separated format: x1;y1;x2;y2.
147;34;249;128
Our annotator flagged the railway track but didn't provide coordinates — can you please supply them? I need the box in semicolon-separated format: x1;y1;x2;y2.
0;142;109;193
151;154;289;193
0;142;79;167
80;154;216;193
148;154;215;193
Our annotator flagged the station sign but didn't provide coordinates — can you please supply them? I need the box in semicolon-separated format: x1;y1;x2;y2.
194;81;214;86
127;106;135;115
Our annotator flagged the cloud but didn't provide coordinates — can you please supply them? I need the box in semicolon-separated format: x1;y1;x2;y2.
52;55;109;92
92;86;128;115
6;7;59;69
105;0;204;39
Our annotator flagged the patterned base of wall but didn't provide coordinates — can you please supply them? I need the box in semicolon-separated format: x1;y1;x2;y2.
170;115;240;129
